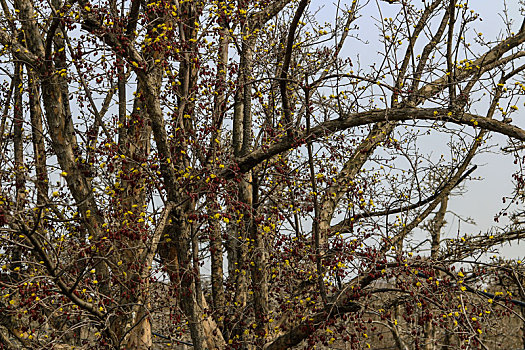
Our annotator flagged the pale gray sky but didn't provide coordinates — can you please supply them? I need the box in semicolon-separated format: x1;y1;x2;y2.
312;0;524;258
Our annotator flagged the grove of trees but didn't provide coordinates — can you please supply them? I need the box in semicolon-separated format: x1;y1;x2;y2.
1;0;525;348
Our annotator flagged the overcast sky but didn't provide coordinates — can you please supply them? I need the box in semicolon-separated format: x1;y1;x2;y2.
312;0;525;258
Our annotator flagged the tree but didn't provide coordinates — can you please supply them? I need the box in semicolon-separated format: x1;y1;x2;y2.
0;0;525;348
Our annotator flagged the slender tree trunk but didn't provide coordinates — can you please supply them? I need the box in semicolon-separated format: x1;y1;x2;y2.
250;174;269;343
27;70;48;204
11;63;24;281
208;17;229;331
209;202;226;330
13;63;25;210
424;196;448;350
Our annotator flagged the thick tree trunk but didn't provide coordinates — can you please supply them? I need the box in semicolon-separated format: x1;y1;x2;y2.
229;35;257;342
125;310;153;350
163;212;207;350
117;80;153;349
250;174;269;342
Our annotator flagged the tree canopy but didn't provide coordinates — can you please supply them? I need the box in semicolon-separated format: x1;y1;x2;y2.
1;0;525;349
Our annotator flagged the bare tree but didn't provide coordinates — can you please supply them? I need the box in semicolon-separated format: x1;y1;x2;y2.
0;0;525;349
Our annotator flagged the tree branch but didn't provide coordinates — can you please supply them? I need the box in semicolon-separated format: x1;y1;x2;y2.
331;165;477;234
227;108;525;178
279;0;309;128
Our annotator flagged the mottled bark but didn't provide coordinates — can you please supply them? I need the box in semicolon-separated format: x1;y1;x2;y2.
115;79;153;349
230;34;257;341
209;206;225;330
11;63;24;281
250;174;270;342
429;197;448;259
12;0;110;336
161;211;208;350
27;70;48;205
208;16;229;331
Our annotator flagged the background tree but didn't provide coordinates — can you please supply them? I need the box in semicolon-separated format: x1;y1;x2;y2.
1;0;525;349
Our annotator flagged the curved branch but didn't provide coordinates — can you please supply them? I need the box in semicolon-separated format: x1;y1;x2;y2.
17;215;105;319
331;165;477;233
227;107;525;178
0;28;39;65
443;228;525;260
280;0;309;127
